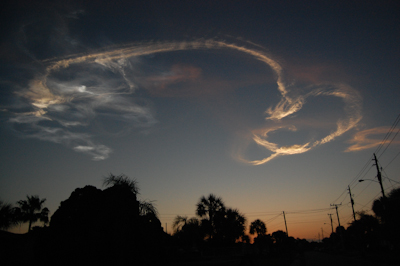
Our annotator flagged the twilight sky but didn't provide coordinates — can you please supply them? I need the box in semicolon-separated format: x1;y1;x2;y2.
1;0;399;240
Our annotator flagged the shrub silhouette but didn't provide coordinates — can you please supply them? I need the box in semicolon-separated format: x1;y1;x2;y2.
49;176;165;265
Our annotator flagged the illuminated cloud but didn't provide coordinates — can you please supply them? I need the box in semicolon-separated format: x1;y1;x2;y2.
6;39;362;162
235;82;362;165
345;127;400;152
244;126;312;165
73;145;111;161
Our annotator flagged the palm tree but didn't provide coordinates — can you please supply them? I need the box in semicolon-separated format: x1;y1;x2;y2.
196;194;225;239
103;174;159;220
173;215;188;233
103;173;139;195
0;200;18;230
196;194;225;224
215;208;247;243
249;219;267;237
16;195;49;232
138;199;158;217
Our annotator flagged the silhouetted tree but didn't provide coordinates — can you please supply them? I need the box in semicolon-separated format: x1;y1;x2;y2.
103;173;158;218
50;185;105;232
213;208;246;245
250;219;270;254
50;175;165;265
194;194;249;246
272;230;287;245
271;230;296;257
196;194;225;223
196;194;225;239
15;195;49;232
103;173;139;194
0;200;18;230
346;212;380;252
372;187;400;248
249;219;267;237
138;199;158;216
173;215;189;233
173;216;204;249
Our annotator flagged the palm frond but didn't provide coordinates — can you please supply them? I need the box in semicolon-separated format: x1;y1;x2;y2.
15;195;48;232
103;173;140;194
139;200;157;217
0;201;19;230
172;215;188;232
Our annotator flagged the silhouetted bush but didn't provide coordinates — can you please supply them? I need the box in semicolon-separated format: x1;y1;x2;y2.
46;179;166;265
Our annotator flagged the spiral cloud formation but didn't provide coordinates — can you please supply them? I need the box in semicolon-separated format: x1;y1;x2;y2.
6;39;362;163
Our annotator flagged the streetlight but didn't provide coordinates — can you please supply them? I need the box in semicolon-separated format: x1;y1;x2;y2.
358;178;386;199
358;179;378;183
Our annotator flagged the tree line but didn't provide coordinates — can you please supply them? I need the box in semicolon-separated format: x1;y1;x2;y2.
1;173;399;265
322;186;400;258
0;195;49;232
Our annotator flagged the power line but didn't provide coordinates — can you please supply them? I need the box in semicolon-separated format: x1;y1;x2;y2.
378;128;400;158
352;180;397;216
331;155;374;204
264;213;282;224
286;207;333;215
354;180;373;199
331;113;400;206
384;151;400;169
375;113;400;156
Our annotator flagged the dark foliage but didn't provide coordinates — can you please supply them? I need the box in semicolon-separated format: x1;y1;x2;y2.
48;183;166;265
0;175;168;266
372;187;400;249
0;201;18;230
15;195;49;232
346;213;380;252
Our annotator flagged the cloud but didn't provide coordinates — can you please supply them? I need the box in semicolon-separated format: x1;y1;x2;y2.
236;84;362;165
144;64;203;97
73;144;111;161
5;39;363;162
345;127;400;152
9;111;113;160
7;53;157;160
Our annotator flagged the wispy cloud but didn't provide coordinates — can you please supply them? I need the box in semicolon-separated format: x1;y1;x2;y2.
5;39;363;162
144;64;203;97
345;127;400;152
235;83;362;165
242;126;312;165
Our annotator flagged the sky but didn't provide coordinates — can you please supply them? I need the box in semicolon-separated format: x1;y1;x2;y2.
1;0;399;240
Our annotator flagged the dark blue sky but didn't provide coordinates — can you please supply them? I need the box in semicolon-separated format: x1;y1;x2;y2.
1;0;399;239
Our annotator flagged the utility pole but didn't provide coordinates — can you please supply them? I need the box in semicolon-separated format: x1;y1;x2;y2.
373;153;386;199
321;227;324;239
283;211;288;236
328;213;334;234
348;185;356;221
330;204;341;228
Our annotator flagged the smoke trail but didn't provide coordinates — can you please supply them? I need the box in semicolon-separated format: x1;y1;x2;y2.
6;39;362;162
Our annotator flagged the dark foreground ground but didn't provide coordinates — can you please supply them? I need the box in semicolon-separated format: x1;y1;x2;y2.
290;251;399;266
165;251;400;266
1;230;399;266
